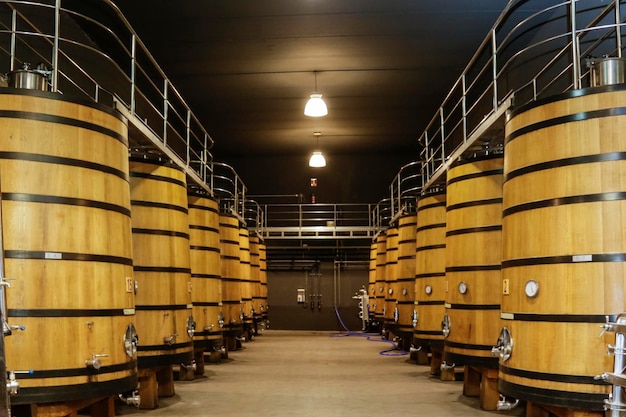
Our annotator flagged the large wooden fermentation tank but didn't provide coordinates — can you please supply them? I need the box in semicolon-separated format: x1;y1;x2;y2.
219;214;243;347
258;240;268;327
187;190;223;365
238;226;253;339
383;227;399;336
0;90;137;404
395;213;417;345
368;240;378;324
497;86;626;411
249;234;262;336
443;155;503;369
413;189;447;374
129;157;194;370
373;234;387;326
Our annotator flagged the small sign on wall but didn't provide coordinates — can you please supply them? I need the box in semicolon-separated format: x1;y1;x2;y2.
297;288;306;303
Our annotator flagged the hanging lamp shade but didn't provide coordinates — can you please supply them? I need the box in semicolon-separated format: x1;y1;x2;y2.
304;93;328;117
309;151;326;167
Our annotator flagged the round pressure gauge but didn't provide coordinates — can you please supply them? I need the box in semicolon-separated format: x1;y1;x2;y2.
458;281;468;294
425;285;433;295
388;287;393;295
379;286;384;293
524;280;539;298
402;287;408;296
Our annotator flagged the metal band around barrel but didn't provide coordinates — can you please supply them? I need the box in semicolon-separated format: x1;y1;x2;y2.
0;151;129;181
134;304;191;311
133;266;191;273
188;203;219;213
137;341;193;351
0;110;127;145
189;225;220;233
499;364;608;385
447;169;503;186
446;197;503;212
191;273;221;279
11;374;137;405
504;151;626;183
505;106;626;145
416;222;446;232
414;330;444;335
138;352;194;369
498;380;607;411
130;200;188;214
129;171;186;187
446;225;502;237
444;340;495;351
415;272;446;279
4;250;133;266
418;201;446;212
445;303;500;310
501;253;626;268
500;312;617;323
9;308;133;317
417;300;445;306
416;244;446;252
190;245;220;252
193;302;221;307
19;360;136;379
2;193;131;217
132;228;190;239
503;192;626;217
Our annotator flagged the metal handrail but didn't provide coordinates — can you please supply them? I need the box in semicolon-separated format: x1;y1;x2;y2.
413;0;626;192
0;0;224;191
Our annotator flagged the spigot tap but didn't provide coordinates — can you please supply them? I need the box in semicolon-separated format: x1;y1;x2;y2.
85;354;109;370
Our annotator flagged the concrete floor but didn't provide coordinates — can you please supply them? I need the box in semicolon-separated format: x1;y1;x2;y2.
119;330;525;417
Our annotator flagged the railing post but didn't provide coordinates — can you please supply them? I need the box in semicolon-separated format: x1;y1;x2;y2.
163;79;169;145
10;8;16;71
570;0;581;89
186;110;191;167
130;34;136;114
51;0;60;92
461;73;467;143
439;108;445;167
491;28;498;111
616;0;622;58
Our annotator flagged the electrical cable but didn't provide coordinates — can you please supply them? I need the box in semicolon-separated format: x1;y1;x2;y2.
331;306;408;356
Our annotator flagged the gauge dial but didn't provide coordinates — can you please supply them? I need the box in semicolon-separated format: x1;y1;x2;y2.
524;279;539;298
425;285;433;295
458;281;468;294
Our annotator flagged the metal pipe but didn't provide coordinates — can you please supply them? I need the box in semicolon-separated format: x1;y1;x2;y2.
50;0;60;92
130;34;136;114
10;8;16;72
0;174;10;417
616;0;622;58
570;0;581;89
491;28;498;111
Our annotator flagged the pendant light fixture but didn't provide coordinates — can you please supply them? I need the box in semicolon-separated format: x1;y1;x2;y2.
309;132;326;167
304;71;328;117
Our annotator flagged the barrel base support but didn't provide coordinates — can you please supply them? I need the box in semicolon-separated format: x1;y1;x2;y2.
137;365;174;409
12;395;115;417
526;402;603;417
463;366;499;410
441;364;464;382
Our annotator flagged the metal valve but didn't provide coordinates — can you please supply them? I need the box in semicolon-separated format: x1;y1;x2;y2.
163;334;177;345
118;391;141;407
492;327;513;362
441;361;455;371
6;370;31;396
441;314;451;338
412;310;418;328
409;345;422;353
180;360;197;371
85;354;109;370
204;324;215;332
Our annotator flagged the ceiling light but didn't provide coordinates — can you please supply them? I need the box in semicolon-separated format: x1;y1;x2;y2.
309;132;326;167
309;151;326;167
304;72;328;117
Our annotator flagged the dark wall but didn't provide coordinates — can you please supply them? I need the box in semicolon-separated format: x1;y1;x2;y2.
222;153;415;204
267;262;367;331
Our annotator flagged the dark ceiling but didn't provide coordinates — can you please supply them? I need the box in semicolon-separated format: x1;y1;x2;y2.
114;1;509;203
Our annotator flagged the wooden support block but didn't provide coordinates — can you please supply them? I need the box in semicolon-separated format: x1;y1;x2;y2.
416;349;429;366
526;403;550;417
227;336;237;351
176;363;195;381
157;365;175;397
429;349;442;375
89;396;115;417
479;368;499;411
138;368;159;409
440;364;457;381
463;366;481;397
194;348;206;375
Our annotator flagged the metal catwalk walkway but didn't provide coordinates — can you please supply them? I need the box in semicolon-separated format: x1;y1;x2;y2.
118;330;524;417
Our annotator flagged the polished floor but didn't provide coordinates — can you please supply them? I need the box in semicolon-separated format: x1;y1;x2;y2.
119;330;525;417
